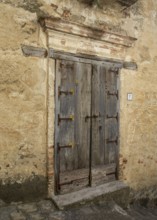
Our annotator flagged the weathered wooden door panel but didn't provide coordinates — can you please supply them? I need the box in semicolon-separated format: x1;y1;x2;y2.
55;59;91;194
91;64;118;186
74;63;91;169
91;64;106;166
57;60;75;172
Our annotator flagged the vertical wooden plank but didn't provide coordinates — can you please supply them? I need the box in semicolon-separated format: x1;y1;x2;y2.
58;60;75;172
91;64;100;166
54;60;61;194
92;64;106;166
75;62;92;170
115;68;120;179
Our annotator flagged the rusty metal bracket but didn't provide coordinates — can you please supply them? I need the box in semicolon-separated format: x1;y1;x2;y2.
106;113;118;121
57;143;73;152
58;114;74;125
107;91;119;99
58;86;74;97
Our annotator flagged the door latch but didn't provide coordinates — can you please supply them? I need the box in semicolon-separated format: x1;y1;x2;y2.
85;113;101;122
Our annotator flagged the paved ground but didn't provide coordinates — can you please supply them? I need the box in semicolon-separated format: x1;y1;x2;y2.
1;199;157;220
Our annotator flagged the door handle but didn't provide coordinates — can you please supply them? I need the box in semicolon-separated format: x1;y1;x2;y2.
85;114;101;122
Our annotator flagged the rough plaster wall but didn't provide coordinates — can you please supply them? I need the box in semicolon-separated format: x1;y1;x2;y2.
119;0;157;200
1;0;157;201
0;3;48;201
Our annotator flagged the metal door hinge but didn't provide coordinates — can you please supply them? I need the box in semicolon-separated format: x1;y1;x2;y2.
58;114;74;125
57;143;73;152
58;86;74;97
107;91;118;99
106;113;118;121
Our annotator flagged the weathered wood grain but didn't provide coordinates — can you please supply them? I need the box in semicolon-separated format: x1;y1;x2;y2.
74;62;91;170
92;64;106;166
58;60;75;172
55;56;120;194
60;163;116;185
49;49;123;66
21;44;47;57
123;61;138;70
91;174;115;187
60;178;89;194
55;59;91;193
105;68;119;164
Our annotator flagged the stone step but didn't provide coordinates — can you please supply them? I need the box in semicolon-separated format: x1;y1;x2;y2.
52;180;130;210
128;205;157;220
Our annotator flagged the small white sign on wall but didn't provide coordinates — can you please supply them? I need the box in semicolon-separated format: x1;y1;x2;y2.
127;93;133;101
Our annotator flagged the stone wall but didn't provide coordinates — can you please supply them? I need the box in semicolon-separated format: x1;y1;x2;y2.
0;0;157;201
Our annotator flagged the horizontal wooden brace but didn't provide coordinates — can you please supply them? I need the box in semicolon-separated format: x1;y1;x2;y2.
59;177;87;187
123;61;138;70
49;49;123;67
21;45;138;71
21;44;47;58
49;49;137;70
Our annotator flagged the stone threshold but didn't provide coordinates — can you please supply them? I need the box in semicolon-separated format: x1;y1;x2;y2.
52;180;130;210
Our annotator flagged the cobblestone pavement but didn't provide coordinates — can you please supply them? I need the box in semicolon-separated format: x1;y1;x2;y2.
1;199;157;220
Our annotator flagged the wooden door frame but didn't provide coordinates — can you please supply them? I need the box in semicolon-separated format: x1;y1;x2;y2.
49;49;123;68
50;49;122;194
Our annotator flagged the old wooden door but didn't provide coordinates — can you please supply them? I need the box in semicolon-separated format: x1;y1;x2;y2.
54;58;119;194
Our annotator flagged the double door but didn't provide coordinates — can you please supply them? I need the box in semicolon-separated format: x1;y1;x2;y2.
54;58;119;194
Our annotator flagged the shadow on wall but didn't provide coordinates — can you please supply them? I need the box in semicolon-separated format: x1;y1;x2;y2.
0;176;47;203
77;0;138;8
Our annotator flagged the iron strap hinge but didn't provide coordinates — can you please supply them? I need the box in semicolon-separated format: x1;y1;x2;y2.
57;143;73;152
58;86;74;97
107;91;119;99
58;114;74;125
106;113;118;121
